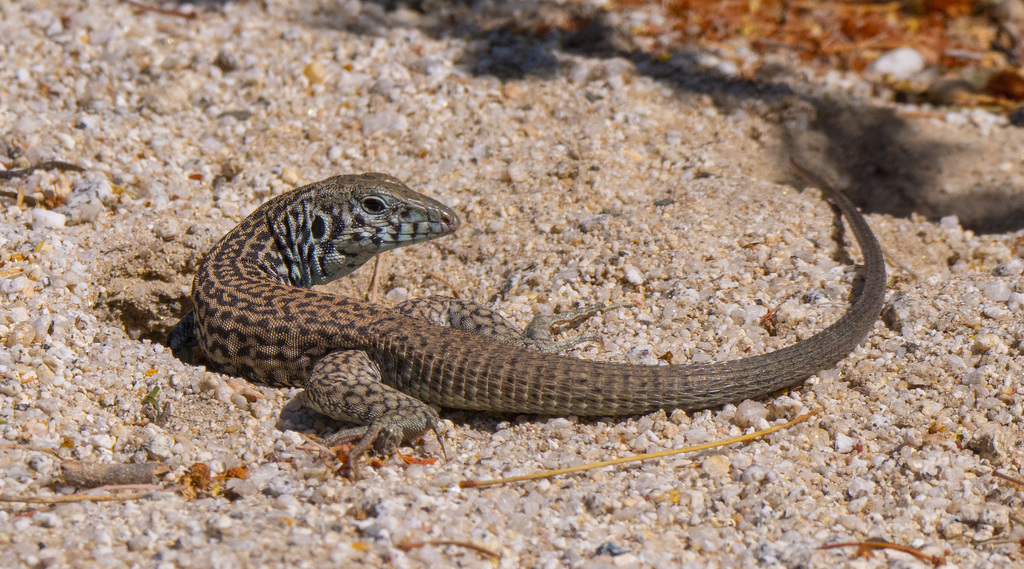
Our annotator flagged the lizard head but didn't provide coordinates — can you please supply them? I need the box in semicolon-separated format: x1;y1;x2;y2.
268;172;461;287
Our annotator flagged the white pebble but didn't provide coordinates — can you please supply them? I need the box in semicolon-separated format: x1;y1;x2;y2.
624;267;644;286
36;513;61;529
732;400;767;429
981;281;1011;302
740;464;769;483
145;434;173;459
612;553;639;567
31;208;66;230
993;259;1024;276
280;430;304;447
962;368;989;385
385;287;409;303
56;132;76;149
274;494;300;515
5;322;36;347
599;57;634;80
847;476;876;499
30;315;52;340
701;454;731;478
973;333;1005;354
76;114;101;130
327;145;343;161
36;398;60;416
834;433;854;453
127;535;152;552
984;306;1010;319
867;47;925;79
1009;292;1024;311
685;426;710;444
1;276;31;294
88;434;114;450
938;215;961;231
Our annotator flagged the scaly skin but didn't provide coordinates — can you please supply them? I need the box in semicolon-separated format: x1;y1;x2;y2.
170;171;886;476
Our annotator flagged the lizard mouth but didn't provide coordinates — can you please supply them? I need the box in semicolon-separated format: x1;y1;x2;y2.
391;207;460;243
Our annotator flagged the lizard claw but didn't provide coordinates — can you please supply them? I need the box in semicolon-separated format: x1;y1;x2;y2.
345;423;385;481
324;420;419;480
432;422;448;461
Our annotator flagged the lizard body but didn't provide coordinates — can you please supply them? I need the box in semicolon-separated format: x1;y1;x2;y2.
169;172;886;473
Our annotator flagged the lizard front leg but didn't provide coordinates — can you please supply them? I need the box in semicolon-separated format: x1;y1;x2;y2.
167;311;198;364
303;350;440;479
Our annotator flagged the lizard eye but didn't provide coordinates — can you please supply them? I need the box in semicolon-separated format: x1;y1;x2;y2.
311;216;327;240
361;196;387;214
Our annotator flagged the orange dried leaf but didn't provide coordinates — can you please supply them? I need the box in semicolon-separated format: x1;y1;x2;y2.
984;70;1024;101
398;454;439;466
221;466;247;480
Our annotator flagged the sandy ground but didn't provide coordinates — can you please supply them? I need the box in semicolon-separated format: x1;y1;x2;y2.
2;1;1024;567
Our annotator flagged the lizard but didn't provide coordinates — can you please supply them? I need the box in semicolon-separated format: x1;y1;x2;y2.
168;170;886;476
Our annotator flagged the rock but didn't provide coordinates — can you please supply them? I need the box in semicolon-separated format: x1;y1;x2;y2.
868;47;925;79
214;50;238;72
701;454;731;477
303;61;326;85
75;114;101;130
733;400;768;428
966;423;1005;464
0;276;30;294
847;476;875;499
145;433;174;460
31;208;66;230
88;434;114;450
385;287;409;303
624;267;644;286
5;322;36;347
939;215;961;231
993;259;1024;276
981;281;1012;302
834;433;855;453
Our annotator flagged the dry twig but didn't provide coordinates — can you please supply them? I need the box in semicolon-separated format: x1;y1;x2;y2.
461;408;822;487
818;540;947;566
397;539;501;560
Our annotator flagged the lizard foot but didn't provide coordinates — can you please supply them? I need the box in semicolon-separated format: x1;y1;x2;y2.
526;303;626;353
303;349;443;480
324;416;444;480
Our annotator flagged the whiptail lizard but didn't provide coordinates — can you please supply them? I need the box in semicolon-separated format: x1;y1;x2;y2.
168;171;886;476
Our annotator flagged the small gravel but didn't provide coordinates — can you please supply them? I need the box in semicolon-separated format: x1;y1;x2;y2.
2;1;1023;568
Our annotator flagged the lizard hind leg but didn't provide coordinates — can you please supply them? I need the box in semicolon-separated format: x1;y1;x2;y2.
303;350;440;478
395;297;605;353
523;303;608;353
